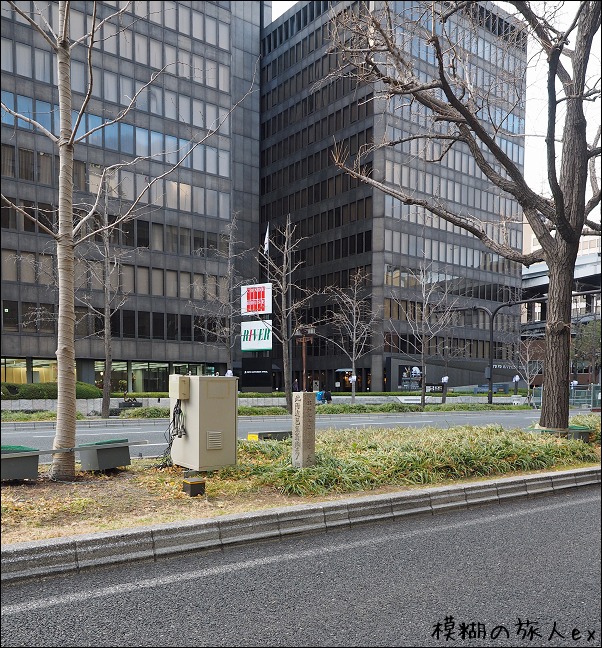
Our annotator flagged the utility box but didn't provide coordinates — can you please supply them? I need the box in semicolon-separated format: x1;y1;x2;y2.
170;375;238;471
169;374;190;400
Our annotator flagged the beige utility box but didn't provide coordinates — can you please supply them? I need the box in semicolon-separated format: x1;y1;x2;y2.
170;375;238;471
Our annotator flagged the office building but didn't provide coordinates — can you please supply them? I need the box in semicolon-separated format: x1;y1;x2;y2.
1;1;263;390
261;1;526;391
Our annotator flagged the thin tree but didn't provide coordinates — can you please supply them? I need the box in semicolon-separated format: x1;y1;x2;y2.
188;213;253;372
1;1;254;479
315;268;381;404
571;318;601;384
388;261;461;408
329;1;601;430
512;333;546;405
259;215;315;413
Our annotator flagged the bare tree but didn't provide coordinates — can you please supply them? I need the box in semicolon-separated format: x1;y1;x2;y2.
329;1;601;429
1;1;254;479
259;215;315;413
388;261;461;408
188;214;253;371
571;318;601;383
314;268;381;404
512;334;545;405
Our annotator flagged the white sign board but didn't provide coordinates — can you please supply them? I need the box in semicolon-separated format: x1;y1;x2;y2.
241;320;273;351
241;283;272;315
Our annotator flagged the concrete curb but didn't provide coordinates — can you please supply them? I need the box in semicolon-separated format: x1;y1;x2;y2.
1;466;599;584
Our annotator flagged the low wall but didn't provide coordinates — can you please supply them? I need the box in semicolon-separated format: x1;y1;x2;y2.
1;394;529;414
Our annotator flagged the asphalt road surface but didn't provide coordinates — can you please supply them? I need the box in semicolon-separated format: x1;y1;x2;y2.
0;410;544;460
1;486;600;647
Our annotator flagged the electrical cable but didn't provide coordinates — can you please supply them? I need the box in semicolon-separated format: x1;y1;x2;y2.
155;399;186;468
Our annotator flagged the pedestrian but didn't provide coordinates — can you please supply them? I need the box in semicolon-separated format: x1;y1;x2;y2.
292;379;299;391
225;368;233;377
324;388;332;404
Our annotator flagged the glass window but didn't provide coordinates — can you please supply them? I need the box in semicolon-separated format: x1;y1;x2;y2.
138;311;150;338
2;250;17;281
153;312;164;339
18;148;34;181
149;39;162;68
1;144;15;177
134;33;147;65
152;268;164;296
164;1;176;30
37;151;52;184
218;22;229;49
2;300;19;331
16;95;33;130
104;71;118;103
135;127;148;156
15;43;31;77
103;21;117;54
151;223;163;251
205;16;217;46
1;38;13;72
1;90;14;125
119;29;133;59
179;6;191;35
192;11;203;40
164;90;177;120
105;122;119;150
35;48;51;82
164;44;176;72
166;270;177;297
120;76;133;106
35;100;52;133
121;123;134;154
137;266;149;294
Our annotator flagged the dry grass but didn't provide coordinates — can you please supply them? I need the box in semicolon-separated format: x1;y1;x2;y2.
0;459;418;545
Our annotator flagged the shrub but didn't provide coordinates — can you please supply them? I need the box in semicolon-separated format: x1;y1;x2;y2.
1;382;102;400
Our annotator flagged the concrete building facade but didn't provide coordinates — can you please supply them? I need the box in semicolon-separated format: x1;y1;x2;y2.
260;1;525;392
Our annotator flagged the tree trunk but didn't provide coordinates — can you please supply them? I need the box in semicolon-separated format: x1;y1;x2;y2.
50;4;77;480
539;257;577;429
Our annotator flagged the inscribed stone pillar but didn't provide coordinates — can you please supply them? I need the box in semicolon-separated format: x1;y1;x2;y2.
292;392;316;468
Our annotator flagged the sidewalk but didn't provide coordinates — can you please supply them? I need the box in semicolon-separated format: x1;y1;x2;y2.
2;465;599;584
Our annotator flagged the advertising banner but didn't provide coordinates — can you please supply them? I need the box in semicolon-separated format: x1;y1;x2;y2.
241;283;272;315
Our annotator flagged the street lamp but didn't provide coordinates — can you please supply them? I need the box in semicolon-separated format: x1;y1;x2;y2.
295;326;316;392
443;289;601;405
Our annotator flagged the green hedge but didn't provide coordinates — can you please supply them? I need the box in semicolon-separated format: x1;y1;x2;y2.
1;382;102;400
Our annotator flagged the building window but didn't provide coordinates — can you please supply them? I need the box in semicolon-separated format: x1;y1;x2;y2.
1;144;15;177
2;301;19;331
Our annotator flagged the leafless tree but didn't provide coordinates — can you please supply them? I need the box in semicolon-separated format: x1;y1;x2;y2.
329;1;600;429
512;333;545;404
259;215;315;413
388;260;462;407
314;268;381;404
188;214;254;372
0;1;254;479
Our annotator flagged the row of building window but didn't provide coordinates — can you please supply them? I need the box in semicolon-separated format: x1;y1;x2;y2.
384;233;520;275
1;249;231;302
295;198;373;238
0;299;229;344
383;332;516;362
2;2;230;54
262;128;373;195
2;96;231;176
299;231;372;267
2;206;235;264
383;298;519;334
262;2;331;56
261;163;371;223
262;75;368;138
296;265;372;293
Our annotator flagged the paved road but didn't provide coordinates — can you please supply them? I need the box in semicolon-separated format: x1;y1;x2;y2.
1;411;543;460
1;486;599;647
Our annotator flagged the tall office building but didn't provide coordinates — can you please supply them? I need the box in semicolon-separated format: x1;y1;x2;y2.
260;1;526;391
1;1;264;390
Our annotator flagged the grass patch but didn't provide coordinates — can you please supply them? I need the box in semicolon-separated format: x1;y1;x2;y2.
1;422;598;545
